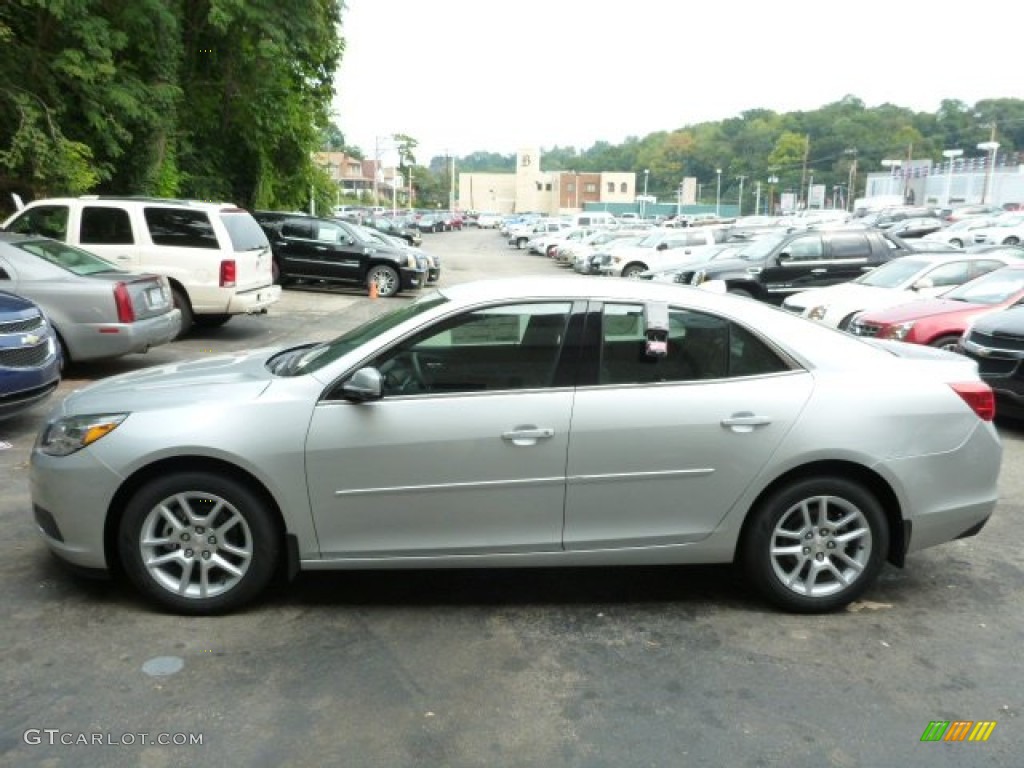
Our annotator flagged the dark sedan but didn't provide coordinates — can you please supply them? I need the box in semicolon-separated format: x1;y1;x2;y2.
959;305;1024;419
0;290;61;420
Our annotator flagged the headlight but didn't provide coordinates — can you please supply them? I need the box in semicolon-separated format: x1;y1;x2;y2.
691;270;706;286
37;414;129;456
883;321;915;341
808;305;828;321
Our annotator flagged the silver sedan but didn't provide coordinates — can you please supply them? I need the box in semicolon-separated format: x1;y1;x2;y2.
0;233;180;363
29;277;1001;614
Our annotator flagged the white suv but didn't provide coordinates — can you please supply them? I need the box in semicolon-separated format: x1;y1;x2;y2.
2;197;281;335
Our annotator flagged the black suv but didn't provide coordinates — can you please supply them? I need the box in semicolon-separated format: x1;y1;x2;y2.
254;212;426;297
678;228;912;303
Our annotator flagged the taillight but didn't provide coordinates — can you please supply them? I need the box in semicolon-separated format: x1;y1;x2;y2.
950;381;996;421
220;260;236;287
113;282;135;323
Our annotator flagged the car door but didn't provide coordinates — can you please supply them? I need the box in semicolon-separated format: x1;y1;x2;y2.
758;233;826;299
307;219;365;282
563;301;812;549
820;231;883;286
304;301;578;559
270;218;318;277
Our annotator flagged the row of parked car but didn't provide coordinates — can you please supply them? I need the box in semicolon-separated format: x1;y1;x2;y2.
0;196;450;421
512;206;1024;420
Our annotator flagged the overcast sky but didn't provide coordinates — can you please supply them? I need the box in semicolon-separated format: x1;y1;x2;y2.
332;0;1018;164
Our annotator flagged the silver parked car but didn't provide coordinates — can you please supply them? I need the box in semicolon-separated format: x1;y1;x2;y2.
30;277;1001;614
0;233;180;363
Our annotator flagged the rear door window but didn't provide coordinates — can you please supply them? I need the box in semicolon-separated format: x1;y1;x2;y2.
219;212;269;251
144;208;219;249
80;206;134;245
829;232;871;260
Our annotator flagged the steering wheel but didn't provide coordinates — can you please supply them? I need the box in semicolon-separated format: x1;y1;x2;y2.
381;351;430;394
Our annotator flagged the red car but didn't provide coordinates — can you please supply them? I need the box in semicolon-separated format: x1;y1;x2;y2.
846;263;1024;350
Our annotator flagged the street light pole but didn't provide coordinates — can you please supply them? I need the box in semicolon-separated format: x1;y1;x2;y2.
942;148;963;206
977;141;1000;204
736;175;746;217
766;175;778;216
715;168;722;216
754;181;761;216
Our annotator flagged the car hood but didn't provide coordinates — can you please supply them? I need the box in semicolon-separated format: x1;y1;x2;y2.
58;348;277;415
857;297;983;324
0;290;41;313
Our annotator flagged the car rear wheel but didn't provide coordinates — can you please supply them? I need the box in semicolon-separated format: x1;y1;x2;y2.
929;335;961;352
171;287;193;338
367;264;401;297
741;475;888;613
1003;236;1021;246
949;238;963;248
621;263;647;278
118;471;280;615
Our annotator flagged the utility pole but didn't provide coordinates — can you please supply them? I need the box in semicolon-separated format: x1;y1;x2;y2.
736;175;746;217
754;181;761;216
799;134;810;208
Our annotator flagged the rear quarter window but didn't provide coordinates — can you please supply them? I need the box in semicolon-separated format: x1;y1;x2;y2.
220;212;270;251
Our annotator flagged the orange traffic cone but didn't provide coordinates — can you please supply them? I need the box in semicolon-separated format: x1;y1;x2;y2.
368;280;378;300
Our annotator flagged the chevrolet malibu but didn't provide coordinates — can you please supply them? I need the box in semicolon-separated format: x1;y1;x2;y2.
29;278;1001;615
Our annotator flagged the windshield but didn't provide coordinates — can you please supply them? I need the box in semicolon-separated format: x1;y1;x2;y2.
854;258;928;288
15;238;125;276
943;268;1024;305
737;234;788;261
637;232;666;247
268;291;449;376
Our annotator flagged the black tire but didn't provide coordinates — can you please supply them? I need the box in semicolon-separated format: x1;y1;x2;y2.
118;471;280;615
621;263;647;278
516;237;528;249
727;287;754;299
741;475;889;613
171;287;194;338
367;264;401;297
949;238;963;248
929;334;962;352
1003;236;1020;246
193;314;232;328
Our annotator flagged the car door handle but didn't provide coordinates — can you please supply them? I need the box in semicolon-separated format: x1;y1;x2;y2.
810;268;827;274
502;427;555;445
114;255;131;261
721;413;772;433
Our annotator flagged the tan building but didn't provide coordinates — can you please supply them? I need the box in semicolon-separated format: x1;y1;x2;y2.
457;147;636;215
313;151;403;199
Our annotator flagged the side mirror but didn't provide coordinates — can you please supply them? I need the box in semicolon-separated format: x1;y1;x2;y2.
342;367;384;401
777;252;792;264
656;242;668;251
912;277;934;292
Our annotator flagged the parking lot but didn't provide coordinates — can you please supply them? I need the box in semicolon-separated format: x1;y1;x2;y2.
2;227;1022;767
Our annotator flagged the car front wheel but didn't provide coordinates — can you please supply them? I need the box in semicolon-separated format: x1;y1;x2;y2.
367;264;401;297
741;475;888;613
118;472;280;615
